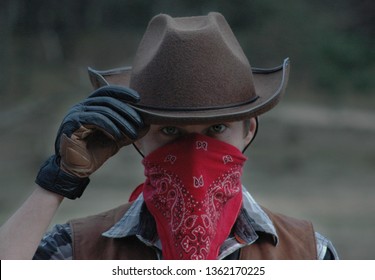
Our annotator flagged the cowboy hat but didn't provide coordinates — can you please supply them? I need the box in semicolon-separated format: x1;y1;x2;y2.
88;12;290;125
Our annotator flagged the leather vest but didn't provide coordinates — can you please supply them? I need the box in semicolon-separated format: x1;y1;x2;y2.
70;203;317;259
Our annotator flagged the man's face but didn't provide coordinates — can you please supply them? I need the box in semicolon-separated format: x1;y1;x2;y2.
135;118;257;156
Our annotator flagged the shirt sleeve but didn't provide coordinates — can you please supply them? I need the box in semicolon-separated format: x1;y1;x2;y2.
315;232;339;260
33;223;73;260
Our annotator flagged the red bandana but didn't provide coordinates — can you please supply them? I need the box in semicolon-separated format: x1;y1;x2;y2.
141;133;247;260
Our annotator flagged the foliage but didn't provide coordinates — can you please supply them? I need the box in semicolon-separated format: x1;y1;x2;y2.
1;0;374;105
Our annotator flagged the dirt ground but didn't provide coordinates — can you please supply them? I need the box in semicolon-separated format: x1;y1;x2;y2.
1;100;374;259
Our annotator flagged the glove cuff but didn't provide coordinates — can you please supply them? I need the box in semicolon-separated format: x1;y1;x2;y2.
35;155;90;199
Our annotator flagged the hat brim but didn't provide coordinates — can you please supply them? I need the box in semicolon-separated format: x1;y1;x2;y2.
88;58;290;125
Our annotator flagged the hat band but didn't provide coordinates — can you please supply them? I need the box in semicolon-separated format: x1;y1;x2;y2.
135;95;259;112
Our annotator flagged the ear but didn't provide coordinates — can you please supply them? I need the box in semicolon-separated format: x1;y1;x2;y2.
244;117;258;146
133;140;142;152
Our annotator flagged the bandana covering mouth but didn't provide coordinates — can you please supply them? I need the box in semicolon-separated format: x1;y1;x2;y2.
142;133;247;260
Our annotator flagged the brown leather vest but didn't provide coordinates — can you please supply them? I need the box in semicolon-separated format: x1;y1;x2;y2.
70;203;317;260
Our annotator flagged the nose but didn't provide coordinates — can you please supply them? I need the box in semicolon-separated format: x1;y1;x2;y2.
180;125;207;135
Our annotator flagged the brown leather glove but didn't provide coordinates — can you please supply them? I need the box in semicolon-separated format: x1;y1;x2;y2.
35;85;148;199
59;125;120;178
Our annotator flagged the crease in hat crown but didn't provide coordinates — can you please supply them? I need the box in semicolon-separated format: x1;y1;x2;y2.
129;12;257;110
88;12;290;125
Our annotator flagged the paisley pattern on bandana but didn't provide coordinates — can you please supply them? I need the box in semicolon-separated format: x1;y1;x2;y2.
142;134;247;260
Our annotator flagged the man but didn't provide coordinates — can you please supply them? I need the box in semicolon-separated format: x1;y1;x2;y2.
0;12;338;260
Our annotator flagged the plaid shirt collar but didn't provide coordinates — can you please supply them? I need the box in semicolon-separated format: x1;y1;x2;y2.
103;187;278;259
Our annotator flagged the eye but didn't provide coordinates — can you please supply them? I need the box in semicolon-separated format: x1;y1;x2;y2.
208;124;227;134
161;126;180;136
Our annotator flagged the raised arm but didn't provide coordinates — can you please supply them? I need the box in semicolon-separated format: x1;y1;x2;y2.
0;186;64;259
0;85;146;259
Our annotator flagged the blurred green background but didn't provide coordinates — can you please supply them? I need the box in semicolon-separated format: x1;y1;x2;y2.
1;0;374;259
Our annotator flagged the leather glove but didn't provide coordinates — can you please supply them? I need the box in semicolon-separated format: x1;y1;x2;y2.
35;85;147;199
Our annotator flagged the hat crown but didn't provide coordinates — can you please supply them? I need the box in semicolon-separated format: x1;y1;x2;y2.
129;12;257;110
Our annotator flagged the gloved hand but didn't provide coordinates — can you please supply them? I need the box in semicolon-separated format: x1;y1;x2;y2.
35;85;147;199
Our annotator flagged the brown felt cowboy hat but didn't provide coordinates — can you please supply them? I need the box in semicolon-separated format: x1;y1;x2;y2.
88;12;290;125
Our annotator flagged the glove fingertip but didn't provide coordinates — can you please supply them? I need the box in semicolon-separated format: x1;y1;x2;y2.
90;85;141;104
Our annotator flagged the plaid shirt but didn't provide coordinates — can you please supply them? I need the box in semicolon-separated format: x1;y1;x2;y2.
33;188;338;260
